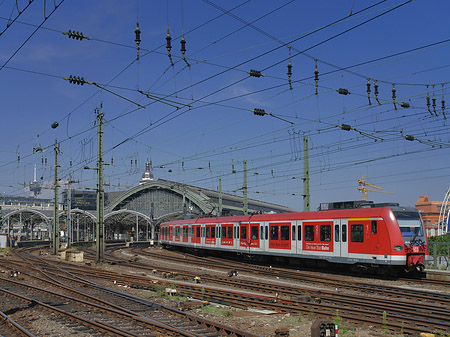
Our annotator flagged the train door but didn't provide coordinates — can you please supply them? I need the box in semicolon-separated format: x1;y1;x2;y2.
294;221;303;255
269;222;291;250
334;219;348;258
182;225;189;243
191;225;201;244
205;224;216;245
260;223;267;252
249;223;260;249
221;224;234;246
239;223;260;249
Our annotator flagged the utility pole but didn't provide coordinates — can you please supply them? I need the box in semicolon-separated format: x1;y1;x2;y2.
218;177;223;216
53;140;60;255
302;136;310;212
66;177;77;248
96;108;105;263
243;160;248;215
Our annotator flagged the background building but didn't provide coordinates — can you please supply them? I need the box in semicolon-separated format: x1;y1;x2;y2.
415;196;445;237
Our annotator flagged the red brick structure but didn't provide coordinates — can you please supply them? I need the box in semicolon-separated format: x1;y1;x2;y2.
415;196;444;237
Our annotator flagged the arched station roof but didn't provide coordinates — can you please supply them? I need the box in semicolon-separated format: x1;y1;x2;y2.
106;179;215;219
2;208;51;224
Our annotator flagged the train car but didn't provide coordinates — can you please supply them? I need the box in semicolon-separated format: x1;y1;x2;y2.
160;202;428;274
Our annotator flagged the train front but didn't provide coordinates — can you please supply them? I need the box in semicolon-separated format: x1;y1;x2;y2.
391;207;428;272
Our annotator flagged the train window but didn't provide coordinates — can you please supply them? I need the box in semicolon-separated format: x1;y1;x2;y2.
240;226;247;240
222;227;226;238
320;225;331;242
342;224;347;242
251;226;258;240
206;227;210;238
297;225;301;241
335;225;340;242
201;227;205;238
211;227;216;238
371;221;377;235
265;226;268;240
292;226;296;241
304;225;314;241
217;227;220;238
270;226;279;240
281;226;289;240
351;224;364;242
261;226;264;240
227;226;233;239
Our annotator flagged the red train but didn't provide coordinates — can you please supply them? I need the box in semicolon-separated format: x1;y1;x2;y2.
160;202;428;274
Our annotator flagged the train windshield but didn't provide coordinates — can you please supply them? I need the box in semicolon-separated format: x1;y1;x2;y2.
393;211;425;243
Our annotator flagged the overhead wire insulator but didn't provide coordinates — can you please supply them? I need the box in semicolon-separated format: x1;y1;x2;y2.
166;27;174;66
392;83;397;110
426;86;432;114
400;102;410;108
404;134;415;141
248;69;263;78
432;85;437;115
340;124;352;131
337;88;350;95
63;30;90;41
66;75;86;85
366;78;371;105
253;108;266;116
180;31;190;67
135;21;141;61
374;80;380;105
314;59;319;95
287;46;292;90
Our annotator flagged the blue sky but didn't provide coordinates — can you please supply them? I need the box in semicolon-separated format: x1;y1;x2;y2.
0;0;449;211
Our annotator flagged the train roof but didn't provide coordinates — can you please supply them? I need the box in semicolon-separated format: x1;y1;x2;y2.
317;200;401;211
160;205;399;225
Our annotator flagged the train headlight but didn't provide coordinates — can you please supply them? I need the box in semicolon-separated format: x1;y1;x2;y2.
394;245;404;251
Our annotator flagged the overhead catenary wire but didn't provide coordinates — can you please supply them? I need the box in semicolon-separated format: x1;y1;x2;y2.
2;1;449;206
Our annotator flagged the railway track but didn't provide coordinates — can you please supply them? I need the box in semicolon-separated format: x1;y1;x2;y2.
9;246;449;335
4;246;450;335
0;310;35;337
132;246;450;287
0;248;260;337
119;247;450;306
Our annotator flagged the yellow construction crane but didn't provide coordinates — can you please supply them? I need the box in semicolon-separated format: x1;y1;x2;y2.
357;174;392;201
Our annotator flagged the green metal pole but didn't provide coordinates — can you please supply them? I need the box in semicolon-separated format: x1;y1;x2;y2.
243;160;248;215
302;136;310;212
53;141;60;255
96;108;105;263
433;242;437;269
218;177;222;216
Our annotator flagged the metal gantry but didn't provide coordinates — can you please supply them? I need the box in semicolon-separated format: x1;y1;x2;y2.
53;141;60;255
438;187;450;236
96;108;105;263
